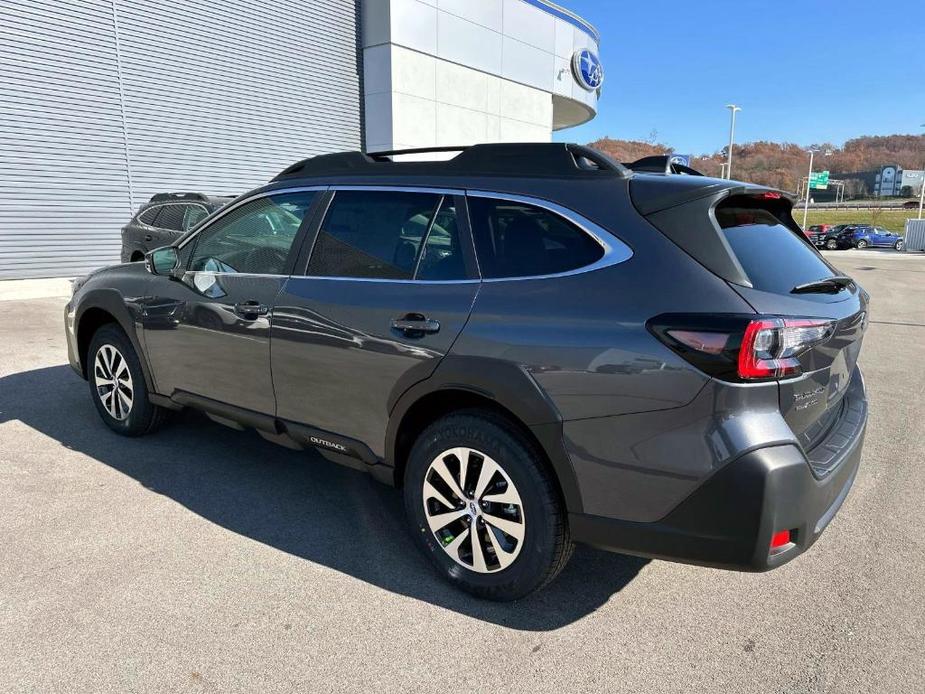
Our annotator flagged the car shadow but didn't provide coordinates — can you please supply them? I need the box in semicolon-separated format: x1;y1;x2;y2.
0;365;648;631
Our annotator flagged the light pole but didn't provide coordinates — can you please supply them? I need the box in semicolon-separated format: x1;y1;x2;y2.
725;104;741;179
918;123;924;220
802;148;820;231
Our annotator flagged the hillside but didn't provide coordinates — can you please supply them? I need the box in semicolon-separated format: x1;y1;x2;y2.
588;134;925;194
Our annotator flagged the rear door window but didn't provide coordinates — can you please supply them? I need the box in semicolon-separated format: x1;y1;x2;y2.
155;204;187;232
715;202;835;294
308;190;464;280
467;197;604;279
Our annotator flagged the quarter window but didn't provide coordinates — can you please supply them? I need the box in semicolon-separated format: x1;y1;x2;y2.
467;197;604;279
137;207;160;226
188;192;315;275
308;190;465;280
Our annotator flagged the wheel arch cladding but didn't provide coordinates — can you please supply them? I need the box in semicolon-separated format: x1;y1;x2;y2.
386;356;584;513
76;289;154;391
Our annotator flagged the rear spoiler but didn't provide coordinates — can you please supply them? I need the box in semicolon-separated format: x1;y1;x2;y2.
623;156;704;176
149;192;210;203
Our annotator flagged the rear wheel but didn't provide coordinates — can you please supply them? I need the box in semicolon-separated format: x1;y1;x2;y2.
88;324;168;436
404;411;572;600
895;239;905;251
825;238;838;250
856;239;869;249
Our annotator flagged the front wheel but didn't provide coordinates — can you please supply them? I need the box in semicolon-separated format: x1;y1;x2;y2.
403;411;572;600
825;238;838;250
895;240;905;251
88;324;168;436
856;239;869;249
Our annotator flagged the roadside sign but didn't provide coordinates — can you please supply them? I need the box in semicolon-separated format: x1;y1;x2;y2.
809;170;830;190
669;154;691;167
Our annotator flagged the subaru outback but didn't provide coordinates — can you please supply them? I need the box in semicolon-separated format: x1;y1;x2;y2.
121;192;233;263
66;144;868;600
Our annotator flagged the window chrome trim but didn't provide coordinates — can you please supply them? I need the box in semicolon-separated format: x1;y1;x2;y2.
465;189;633;282
185;184;633;284
293;185;632;284
176;186;329;251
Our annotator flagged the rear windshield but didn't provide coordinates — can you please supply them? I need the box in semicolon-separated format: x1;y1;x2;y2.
715;203;835;294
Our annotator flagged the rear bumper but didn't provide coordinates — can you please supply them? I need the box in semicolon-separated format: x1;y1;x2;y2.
570;382;867;571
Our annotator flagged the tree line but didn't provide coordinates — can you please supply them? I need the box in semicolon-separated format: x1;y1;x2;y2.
588;134;925;196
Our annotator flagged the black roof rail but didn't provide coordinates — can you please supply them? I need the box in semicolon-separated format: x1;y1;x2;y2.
149;192;211;203
623;156;704;176
272;143;631;180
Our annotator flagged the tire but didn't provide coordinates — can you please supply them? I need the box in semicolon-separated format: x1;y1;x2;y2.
825;238;838;250
895;240;905;251
404;410;573;601
856;239;869;249
87;323;169;437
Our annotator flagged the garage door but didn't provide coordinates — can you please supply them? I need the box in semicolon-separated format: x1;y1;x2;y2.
0;0;361;280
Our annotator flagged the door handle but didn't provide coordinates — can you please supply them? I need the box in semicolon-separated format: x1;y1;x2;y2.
234;301;270;318
391;314;440;336
144;234;153;242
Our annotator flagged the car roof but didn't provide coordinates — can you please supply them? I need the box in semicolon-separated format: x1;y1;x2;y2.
259;144;789;218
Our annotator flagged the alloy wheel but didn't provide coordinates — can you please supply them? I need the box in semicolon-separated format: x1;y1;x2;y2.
422;447;525;573
93;344;134;421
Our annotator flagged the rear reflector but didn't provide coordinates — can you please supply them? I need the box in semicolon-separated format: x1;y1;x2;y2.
770;529;791;549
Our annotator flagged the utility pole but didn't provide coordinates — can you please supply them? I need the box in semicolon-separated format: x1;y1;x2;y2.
918;124;924;219
725;105;741;179
802;148;818;230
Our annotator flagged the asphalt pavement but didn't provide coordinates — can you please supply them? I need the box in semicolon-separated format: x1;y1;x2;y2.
0;249;923;693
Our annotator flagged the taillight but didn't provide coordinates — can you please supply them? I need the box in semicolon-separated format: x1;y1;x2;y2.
649;314;835;382
739;318;833;379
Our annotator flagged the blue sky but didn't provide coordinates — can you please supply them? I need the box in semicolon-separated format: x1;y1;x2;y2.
553;0;925;153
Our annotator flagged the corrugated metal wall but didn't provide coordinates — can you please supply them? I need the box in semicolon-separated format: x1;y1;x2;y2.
0;0;362;279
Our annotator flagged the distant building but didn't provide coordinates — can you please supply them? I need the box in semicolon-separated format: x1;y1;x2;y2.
900;170;925;196
830;164;913;199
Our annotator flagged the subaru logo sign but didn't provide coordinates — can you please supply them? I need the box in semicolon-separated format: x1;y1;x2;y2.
572;49;603;91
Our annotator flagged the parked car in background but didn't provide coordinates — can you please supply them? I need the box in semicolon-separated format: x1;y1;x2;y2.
121;193;234;263
846;225;905;250
810;224;856;250
806;224;833;247
903;200;920;210
67;144;869;600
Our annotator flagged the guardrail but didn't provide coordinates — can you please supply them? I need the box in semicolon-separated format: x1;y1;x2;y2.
803;201;921;210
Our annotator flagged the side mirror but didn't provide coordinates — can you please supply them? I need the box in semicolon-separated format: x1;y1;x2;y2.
145;247;179;276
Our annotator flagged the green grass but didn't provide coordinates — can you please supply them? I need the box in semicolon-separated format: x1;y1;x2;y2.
796;208;919;233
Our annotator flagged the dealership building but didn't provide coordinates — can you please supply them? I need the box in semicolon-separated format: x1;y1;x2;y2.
0;0;602;279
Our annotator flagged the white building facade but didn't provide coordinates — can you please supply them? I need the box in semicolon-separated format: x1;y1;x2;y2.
0;0;601;278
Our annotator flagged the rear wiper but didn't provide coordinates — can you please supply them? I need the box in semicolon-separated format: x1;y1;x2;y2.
791;275;854;294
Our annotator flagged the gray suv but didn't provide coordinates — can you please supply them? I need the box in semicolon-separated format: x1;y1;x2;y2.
66;144;868;600
120;192;233;263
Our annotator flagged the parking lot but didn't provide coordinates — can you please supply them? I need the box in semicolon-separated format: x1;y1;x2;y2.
0;249;923;693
